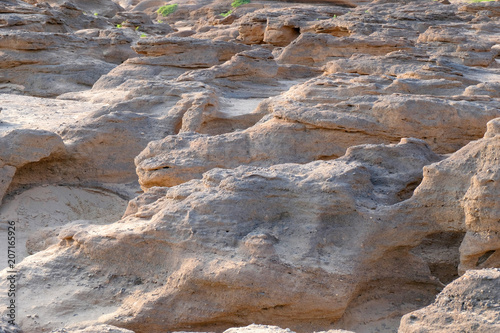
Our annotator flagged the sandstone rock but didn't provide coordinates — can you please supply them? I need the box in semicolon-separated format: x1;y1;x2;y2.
222;324;355;333
277;33;413;66
417;25;500;67
25;0;124;18
51;324;135;333
235;6;346;46
223;324;294;333
464;82;500;98
1;1;500;333
459;1;500;17
1;138;444;333
0;30;133;97
399;268;500;333
0;129;66;202
136;71;500;189
0;0;118;32
177;48;279;84
0;129;66;168
132;37;250;64
0;185;128;265
0;165;16;205
0;0;70;33
398;118;500;276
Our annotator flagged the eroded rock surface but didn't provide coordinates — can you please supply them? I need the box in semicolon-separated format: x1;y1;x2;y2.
0;138;444;333
399;268;500;333
1;0;500;332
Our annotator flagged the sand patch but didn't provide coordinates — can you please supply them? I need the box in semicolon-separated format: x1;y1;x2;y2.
0;94;107;134
0;185;128;269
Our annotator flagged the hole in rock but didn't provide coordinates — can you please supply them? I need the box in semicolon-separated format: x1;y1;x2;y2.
396;179;422;201
410;231;465;284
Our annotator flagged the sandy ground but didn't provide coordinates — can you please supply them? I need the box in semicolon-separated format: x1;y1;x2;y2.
0;185;128;270
0;93;108;134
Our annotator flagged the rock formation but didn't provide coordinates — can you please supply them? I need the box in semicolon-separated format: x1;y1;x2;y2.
399;268;500;333
0;0;499;332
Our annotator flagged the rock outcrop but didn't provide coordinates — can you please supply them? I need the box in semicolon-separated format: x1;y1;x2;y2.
399;268;500;333
1;0;500;332
135;67;500;189
0;138;445;333
0;129;65;203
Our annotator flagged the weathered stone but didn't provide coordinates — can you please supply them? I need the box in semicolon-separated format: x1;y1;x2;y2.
0;138;444;333
399;269;500;333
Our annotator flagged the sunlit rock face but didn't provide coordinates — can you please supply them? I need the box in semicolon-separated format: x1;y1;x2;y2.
1;0;500;332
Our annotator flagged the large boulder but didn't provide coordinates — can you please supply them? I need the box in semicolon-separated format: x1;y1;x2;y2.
0;129;66;202
0;138;444;333
399;268;500;333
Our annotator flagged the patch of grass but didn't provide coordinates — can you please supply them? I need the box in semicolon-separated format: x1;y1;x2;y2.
157;4;178;17
94;13;98;16
140;33;147;38
116;24;122;28
231;0;250;8
220;0;249;16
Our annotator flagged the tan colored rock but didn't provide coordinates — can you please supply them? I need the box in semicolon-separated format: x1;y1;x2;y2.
417;25;500;67
132;37;250;65
0;129;66;202
2;1;500;333
25;0;124;18
464;82;500;98
223;324;294;333
136;72;500;189
111;11;174;35
0;138;444;333
399;268;500;333
238;18;266;44
51;324;135;333
222;324;355;333
277;33;413;66
0;0;119;32
0;0;70;32
374;118;500;282
0;129;65;168
458;1;500;16
0;185;128;266
235;6;346;46
0;165;16;205
263;24;300;47
0;30;134;97
177;48;279;83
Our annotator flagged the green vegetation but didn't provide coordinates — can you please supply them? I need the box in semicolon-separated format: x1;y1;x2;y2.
231;0;250;7
220;0;250;16
157;4;178;17
116;24;122;28
141;33;147;38
94;13;98;16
